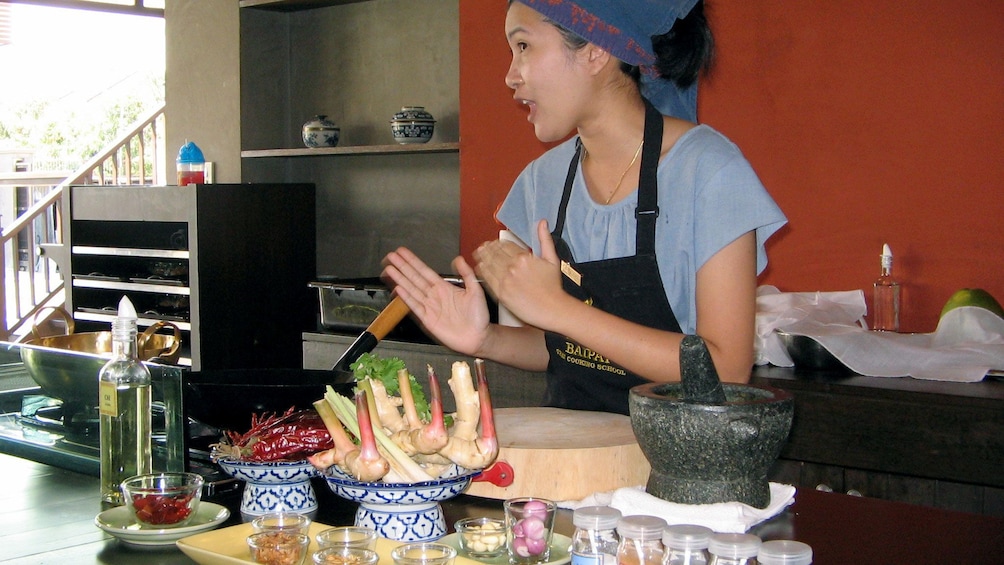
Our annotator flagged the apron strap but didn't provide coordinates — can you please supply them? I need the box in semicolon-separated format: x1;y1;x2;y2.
552;138;582;241
636;98;663;255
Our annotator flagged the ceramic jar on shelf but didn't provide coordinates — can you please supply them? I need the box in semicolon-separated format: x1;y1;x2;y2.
390;106;436;144
302;115;340;148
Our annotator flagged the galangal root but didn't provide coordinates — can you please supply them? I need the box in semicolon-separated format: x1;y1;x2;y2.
308;359;499;483
435;359;499;470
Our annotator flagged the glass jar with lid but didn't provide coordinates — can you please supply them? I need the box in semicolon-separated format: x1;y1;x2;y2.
757;540;812;565
616;515;667;565
662;524;712;565
571;506;621;565
707;533;761;565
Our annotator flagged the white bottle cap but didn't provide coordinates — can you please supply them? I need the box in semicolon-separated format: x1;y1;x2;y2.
117;295;138;320
113;296;139;337
880;243;893;269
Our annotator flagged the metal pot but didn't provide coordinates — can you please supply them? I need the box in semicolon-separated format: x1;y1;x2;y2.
20;316;183;407
310;276;485;340
776;330;853;375
310;278;394;332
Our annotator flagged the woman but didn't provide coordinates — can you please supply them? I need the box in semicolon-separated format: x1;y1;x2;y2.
383;0;786;415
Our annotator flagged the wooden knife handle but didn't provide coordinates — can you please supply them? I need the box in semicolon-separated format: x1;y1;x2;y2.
366;295;410;340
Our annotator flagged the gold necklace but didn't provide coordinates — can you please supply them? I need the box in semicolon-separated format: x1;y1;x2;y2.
603;139;644;205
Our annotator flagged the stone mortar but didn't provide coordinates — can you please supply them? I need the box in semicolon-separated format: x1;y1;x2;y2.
628;382;793;508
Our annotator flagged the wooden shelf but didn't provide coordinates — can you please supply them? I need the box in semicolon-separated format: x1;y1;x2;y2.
239;0;370;11
241;142;460;158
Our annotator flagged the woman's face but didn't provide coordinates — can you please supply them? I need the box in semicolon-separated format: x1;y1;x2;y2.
504;2;594;143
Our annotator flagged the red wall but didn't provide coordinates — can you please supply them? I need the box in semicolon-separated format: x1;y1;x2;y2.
459;1;1004;333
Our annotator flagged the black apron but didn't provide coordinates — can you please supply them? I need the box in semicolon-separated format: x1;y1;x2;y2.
543;99;682;415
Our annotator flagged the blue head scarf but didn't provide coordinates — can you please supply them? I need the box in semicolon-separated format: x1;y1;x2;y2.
515;0;701;121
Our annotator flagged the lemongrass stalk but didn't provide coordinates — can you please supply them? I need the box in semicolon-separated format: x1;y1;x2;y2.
324;385;433;483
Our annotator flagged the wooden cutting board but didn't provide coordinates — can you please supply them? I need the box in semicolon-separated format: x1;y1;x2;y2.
465;407;651;501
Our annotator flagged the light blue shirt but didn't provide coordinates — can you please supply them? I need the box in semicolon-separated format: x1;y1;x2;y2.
496;125;787;334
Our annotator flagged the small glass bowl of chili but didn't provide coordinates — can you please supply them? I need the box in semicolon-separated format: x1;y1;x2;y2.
120;472;204;528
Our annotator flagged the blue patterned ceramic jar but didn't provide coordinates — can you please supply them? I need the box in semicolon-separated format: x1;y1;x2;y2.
302;115;340;148
390;106;436;144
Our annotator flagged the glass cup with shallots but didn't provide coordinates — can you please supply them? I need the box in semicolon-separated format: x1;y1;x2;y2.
504;497;556;565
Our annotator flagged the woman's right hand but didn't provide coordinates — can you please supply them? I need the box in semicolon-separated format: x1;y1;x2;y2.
381;247;491;356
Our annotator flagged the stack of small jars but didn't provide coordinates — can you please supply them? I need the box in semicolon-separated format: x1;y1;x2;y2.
569;506;812;565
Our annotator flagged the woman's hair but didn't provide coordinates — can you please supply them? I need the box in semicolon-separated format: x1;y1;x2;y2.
537;1;715;89
651;1;714;88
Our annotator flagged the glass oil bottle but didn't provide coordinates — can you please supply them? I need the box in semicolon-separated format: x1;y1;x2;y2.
99;296;152;504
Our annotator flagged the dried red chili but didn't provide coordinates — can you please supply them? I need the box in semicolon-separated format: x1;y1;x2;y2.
214;407;334;462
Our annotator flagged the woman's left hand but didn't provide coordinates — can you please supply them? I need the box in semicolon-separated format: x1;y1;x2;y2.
474;220;572;329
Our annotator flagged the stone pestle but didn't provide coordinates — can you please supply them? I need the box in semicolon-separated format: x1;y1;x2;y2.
679;334;726;404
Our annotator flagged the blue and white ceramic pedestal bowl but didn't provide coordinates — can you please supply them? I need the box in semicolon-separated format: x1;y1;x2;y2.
216;458;320;521
324;465;477;542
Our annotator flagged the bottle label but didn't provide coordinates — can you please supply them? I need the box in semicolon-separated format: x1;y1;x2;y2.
99;380;117;417
572;553;603;565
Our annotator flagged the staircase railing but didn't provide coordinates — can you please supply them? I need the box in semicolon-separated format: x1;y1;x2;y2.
0;104;166;341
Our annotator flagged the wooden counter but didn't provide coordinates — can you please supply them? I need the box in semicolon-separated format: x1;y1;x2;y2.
304;333;1004;516
2;452;1003;564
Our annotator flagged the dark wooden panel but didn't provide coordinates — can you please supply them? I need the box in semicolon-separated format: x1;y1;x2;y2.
886;474;936;508
984;486;1004;516
754;369;1004;488
195;183;316;369
935;481;985;515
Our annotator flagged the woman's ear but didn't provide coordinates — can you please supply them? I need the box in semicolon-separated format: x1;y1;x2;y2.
583;43;612;75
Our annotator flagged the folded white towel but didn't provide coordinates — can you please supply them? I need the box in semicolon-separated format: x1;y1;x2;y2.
560;483;796;534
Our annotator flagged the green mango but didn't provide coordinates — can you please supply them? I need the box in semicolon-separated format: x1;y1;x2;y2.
940;288;1004;319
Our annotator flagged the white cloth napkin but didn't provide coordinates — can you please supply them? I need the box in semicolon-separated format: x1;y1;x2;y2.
559;483;796;534
755;285;1004;382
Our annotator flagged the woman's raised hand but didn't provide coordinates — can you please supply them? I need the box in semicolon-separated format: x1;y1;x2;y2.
473;220;570;330
382;247;491;356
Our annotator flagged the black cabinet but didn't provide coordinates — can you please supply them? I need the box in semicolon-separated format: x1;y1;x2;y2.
62;183;315;370
754;365;1004;517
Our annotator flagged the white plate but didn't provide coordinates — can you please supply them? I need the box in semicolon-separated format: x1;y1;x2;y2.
441;532;572;565
94;501;230;546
